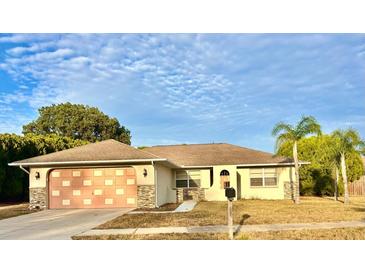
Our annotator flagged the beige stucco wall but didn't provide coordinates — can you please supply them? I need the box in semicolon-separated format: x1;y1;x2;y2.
29;164;293;204
134;164;155;185
205;165;238;201
29;167;52;188
155;163;176;206
200;169;211;188
237;166;292;200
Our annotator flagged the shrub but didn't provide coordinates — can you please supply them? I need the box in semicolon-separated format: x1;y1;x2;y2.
0;134;87;202
278;135;363;196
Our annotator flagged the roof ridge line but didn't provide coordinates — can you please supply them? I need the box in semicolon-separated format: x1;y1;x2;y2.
147;142;226;148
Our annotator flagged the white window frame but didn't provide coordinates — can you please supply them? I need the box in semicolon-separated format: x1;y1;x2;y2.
250;168;278;187
175;170;201;188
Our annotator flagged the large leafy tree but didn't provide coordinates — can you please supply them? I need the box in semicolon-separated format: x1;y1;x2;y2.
331;129;364;204
272;116;321;204
23;103;131;144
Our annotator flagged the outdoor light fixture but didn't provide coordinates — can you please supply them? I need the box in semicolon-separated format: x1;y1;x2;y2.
143;168;148;177
35;172;40;179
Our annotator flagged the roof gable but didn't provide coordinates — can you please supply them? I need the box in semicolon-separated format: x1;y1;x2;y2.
10;139;163;166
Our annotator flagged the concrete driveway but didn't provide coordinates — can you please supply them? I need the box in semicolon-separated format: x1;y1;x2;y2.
0;208;131;240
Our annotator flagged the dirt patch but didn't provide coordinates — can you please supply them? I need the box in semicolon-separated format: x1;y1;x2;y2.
0;204;39;220
132;203;181;212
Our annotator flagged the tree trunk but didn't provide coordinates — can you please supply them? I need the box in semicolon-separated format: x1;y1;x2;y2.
341;153;349;204
293;141;300;204
334;166;339;201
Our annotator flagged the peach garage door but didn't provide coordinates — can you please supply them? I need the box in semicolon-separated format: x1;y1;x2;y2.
48;167;137;209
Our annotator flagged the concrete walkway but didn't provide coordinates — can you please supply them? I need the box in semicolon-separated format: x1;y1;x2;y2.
0;208;131;240
76;220;365;237
128;200;197;214
174;200;197;212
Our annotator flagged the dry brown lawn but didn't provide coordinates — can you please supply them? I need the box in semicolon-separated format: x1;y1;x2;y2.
0;204;36;220
72;227;365;240
237;227;365;240
72;233;228;240
97;196;365;229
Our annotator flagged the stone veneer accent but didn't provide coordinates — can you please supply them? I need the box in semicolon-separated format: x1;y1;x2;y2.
284;181;299;200
137;185;156;208
176;188;206;203
29;187;47;210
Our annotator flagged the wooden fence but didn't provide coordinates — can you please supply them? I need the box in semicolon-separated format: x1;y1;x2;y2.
349;176;365;196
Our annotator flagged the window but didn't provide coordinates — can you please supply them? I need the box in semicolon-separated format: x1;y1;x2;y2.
250;168;277;187
220;170;229;176
220;170;230;189
175;170;201;188
250;169;263;186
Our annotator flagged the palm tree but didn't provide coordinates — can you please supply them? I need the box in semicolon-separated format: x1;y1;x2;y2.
327;137;341;201
272;116;321;204
331;129;364;204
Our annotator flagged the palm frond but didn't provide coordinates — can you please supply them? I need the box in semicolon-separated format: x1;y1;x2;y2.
296;115;321;138
271;122;294;137
331;128;364;154
274;132;294;153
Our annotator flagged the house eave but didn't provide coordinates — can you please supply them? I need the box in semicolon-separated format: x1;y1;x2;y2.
8;158;169;167
178;162;309;169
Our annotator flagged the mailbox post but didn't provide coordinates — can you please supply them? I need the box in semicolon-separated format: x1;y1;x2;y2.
225;187;236;240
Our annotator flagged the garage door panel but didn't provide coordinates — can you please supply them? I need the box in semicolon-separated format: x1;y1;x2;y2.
104;168;116;176
92;178;105;186
49;167;137;209
103;177;115;186
115;177;126;185
60;169;72;177
81;169;93;176
68;178;83;187
81;178;93;186
125;187;137;196
93;169;104;177
103;187;117;196
126;168;135;176
80;189;94;196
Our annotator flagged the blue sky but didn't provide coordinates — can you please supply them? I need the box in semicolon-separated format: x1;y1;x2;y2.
0;34;364;152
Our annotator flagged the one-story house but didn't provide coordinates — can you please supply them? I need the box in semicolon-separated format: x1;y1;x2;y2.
9;139;299;209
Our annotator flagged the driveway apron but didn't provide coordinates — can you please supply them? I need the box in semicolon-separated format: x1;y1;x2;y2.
0;208;130;240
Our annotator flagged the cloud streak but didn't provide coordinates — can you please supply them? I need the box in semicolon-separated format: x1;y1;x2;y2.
0;34;364;151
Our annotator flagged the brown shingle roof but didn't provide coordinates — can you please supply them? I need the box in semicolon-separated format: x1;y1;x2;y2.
10;140;294;167
143;143;293;167
10;139;163;166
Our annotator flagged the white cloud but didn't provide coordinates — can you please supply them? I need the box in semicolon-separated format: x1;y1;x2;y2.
0;34;364;149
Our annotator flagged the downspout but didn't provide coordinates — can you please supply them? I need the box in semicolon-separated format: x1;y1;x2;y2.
19;165;30;175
